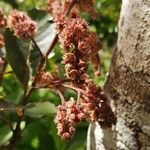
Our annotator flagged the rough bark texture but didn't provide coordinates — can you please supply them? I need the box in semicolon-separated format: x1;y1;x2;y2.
87;0;150;149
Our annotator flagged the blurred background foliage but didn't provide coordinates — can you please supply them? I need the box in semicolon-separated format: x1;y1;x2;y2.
0;0;121;149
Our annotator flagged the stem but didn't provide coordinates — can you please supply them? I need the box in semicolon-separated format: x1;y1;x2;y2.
62;84;87;96
29;36;43;58
0;71;13;76
44;0;76;57
7;1;77;149
8;119;22;150
7;0;78;148
66;0;76;16
77;91;80;104
57;89;65;104
0;59;7;84
8;89;30;150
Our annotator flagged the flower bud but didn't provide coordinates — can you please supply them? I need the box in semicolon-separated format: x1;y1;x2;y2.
7;10;37;38
63;53;76;64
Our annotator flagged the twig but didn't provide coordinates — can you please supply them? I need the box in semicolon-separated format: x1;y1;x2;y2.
57;89;65;104
7;1;77;149
0;71;13;76
29;36;43;58
0;59;7;84
62;84;87;96
77;91;80;104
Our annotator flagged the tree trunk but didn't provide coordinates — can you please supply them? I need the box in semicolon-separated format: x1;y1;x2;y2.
87;0;150;149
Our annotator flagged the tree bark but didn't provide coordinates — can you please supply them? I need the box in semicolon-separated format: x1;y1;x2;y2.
87;0;150;149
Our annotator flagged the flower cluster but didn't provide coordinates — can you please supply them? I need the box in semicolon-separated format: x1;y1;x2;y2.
47;0;101;77
63;52;87;84
81;82;117;128
47;0;66;31
7;10;37;38
49;0;102;77
0;8;6;28
74;0;98;20
47;0;98;20
36;72;55;88
0;34;4;48
47;0;116;139
55;98;84;140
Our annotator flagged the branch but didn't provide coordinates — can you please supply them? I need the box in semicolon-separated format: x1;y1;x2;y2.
57;89;65;104
7;1;77;149
62;84;87;96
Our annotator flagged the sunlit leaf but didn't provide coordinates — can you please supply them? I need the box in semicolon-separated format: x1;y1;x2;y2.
28;9;56;74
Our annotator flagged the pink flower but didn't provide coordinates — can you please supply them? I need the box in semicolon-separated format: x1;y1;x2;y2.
59;17;88;51
55;98;84;139
79;82;116;127
7;10;37;38
36;72;54;88
75;0;98;20
47;0;66;31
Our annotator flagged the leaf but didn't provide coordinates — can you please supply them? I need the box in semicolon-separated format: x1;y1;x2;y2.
25;101;56;118
30;48;41;75
4;29;30;85
0;86;6;99
67;122;88;150
0;125;12;145
28;9;56;74
35;18;56;53
0;99;15;112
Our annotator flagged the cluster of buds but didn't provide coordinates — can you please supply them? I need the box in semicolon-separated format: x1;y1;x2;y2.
74;0;98;20
7;10;37;38
55;82;117;139
58;16;102;59
63;52;87;84
47;0;66;31
48;0;102;76
47;0;98;21
36;72;57;88
47;0;116;139
81;82;116;128
55;98;84;140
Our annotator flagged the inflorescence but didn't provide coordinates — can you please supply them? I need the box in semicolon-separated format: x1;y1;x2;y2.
0;0;116;140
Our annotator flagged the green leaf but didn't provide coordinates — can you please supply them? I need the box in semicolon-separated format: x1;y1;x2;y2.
4;29;30;86
0;125;12;145
25;101;56;118
0;86;6;99
66;129;87;150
